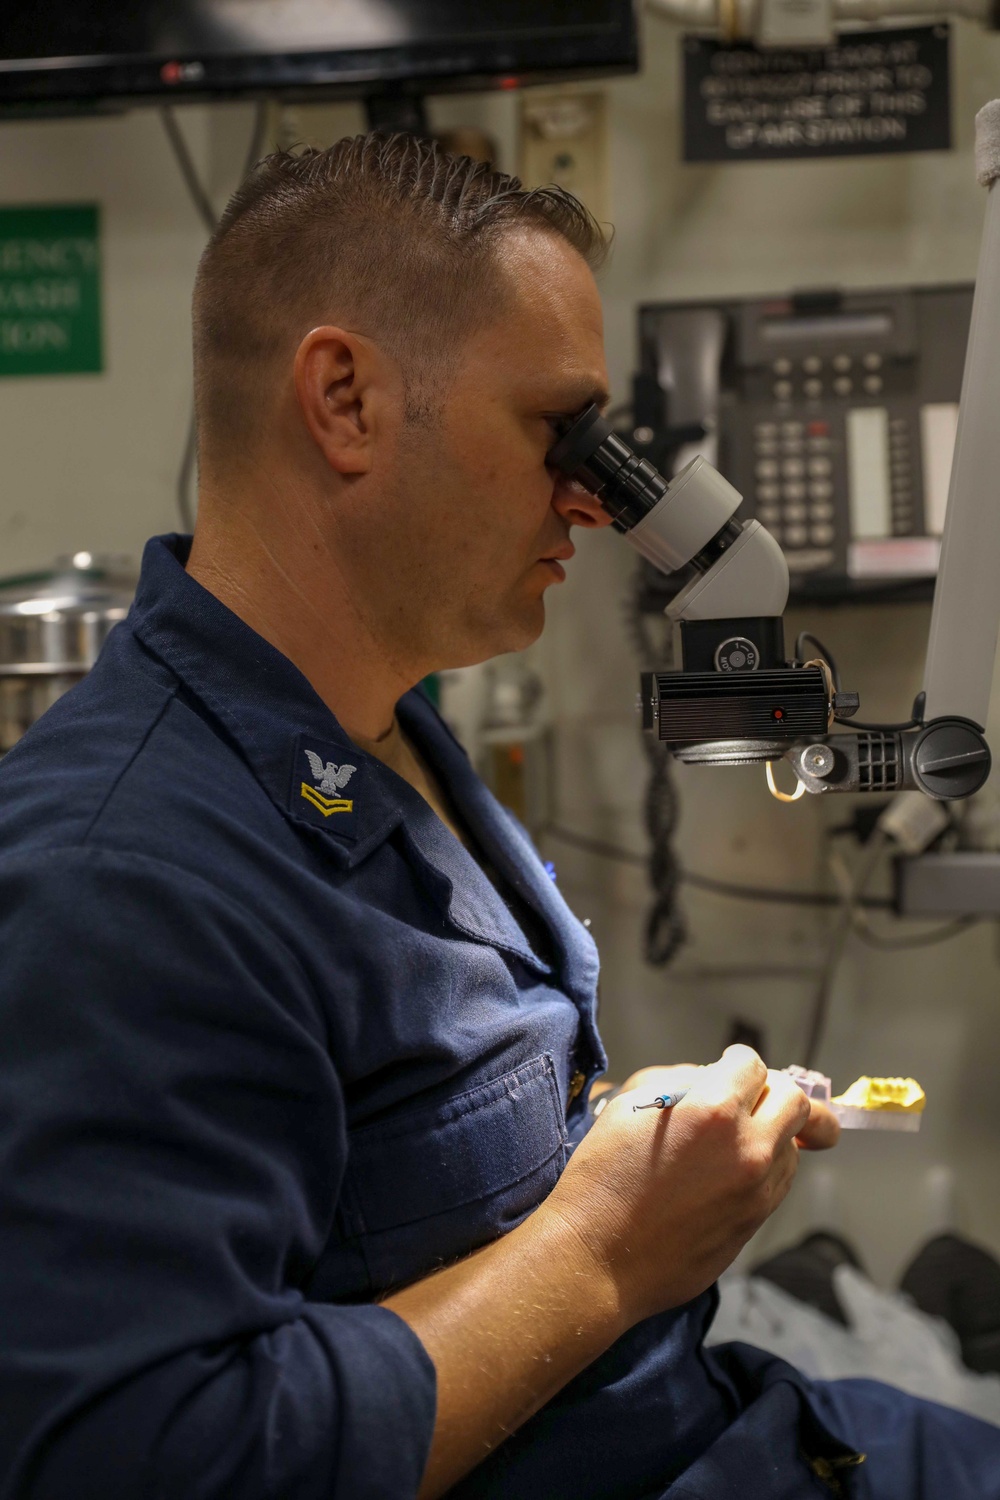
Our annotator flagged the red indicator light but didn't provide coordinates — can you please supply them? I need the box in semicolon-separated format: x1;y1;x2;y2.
773;708;785;720
498;75;520;90
161;60;182;84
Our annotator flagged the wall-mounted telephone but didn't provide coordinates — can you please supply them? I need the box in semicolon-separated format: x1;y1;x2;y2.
636;285;973;599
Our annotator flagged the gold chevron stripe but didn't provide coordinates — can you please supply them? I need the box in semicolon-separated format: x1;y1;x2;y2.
300;783;354;817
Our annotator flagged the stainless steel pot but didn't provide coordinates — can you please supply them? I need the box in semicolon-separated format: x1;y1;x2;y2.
0;552;135;751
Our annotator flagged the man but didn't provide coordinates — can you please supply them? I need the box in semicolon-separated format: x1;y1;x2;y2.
0;133;997;1500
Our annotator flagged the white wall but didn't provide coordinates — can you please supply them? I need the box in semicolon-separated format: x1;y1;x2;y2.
0;108;215;573
2;17;1000;1282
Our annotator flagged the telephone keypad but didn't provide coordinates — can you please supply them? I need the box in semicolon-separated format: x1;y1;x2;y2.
752;403;922;557
751;417;840;566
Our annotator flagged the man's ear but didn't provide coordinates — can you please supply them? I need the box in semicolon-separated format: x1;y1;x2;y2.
293;326;378;476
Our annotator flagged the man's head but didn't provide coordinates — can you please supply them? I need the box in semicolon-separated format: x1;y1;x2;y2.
192;132;615;677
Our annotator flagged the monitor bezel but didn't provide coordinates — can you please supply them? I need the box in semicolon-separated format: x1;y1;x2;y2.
0;5;639;115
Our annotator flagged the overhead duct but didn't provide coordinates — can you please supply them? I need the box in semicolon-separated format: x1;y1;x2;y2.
646;0;995;46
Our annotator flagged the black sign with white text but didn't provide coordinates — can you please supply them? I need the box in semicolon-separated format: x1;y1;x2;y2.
683;24;951;162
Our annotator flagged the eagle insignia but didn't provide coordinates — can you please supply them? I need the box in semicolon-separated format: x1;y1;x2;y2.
301;750;357;816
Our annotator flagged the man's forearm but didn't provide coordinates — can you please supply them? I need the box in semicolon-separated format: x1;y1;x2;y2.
383;1202;624;1500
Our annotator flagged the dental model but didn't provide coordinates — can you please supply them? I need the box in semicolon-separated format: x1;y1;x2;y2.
830;1075;926;1132
784;1066;925;1131
783;1065;832;1103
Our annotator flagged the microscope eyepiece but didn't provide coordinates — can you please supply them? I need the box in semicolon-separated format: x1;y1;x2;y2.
546;400;786;615
547;403;670;532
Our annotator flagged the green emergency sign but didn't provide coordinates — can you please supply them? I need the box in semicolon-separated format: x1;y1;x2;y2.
0;204;102;377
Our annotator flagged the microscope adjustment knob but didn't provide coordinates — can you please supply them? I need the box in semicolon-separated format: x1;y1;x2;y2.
714;636;759;673
801;743;836;779
911;718;992;801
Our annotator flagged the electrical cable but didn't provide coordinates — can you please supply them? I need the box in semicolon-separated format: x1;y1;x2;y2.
833;691;926;734
644;737;688;962
826;845;979;950
791;636;924;732
540;822;895;910
850;914;979;950
795;631;841;691
159;107;219;236
833;714;922;731
160;102;268;531
625;569;686;964
802;829;888;1069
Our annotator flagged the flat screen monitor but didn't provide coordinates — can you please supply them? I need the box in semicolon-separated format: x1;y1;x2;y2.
0;1;639;114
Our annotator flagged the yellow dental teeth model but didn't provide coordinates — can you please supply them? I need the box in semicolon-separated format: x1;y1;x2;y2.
830;1075;926;1132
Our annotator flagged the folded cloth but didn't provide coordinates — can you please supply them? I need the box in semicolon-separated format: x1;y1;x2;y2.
751;1230;865;1327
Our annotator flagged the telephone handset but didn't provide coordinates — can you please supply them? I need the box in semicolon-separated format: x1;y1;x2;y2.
637;285;973;599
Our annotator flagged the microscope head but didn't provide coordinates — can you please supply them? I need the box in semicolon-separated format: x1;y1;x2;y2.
547;403;789;622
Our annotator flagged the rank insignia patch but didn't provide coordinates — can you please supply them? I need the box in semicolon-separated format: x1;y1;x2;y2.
292;739;361;837
300;782;353;817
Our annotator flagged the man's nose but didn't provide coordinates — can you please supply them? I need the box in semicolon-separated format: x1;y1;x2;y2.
551;476;615;530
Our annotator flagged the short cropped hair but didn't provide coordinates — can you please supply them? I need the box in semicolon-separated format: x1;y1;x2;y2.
192;131;608;464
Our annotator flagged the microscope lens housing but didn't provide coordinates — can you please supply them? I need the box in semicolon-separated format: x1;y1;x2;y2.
548;404;750;577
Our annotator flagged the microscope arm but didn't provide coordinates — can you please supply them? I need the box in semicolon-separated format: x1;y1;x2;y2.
921;102;1000;730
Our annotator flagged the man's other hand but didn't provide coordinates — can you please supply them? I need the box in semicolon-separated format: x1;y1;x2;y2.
621;1062;840;1152
542;1045;818;1326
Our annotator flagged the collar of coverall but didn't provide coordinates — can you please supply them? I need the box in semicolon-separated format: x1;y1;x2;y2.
129;533;603;991
129;533;411;867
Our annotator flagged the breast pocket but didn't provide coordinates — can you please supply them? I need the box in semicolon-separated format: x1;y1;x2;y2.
339;1052;567;1295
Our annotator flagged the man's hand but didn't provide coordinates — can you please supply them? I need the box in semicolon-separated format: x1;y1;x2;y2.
388;1045;835;1497
541;1045;816;1325
620;1061;841;1153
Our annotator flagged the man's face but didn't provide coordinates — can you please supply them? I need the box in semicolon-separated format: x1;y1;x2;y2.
366;230;612;672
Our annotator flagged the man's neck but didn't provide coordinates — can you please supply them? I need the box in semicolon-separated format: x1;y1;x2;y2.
186;494;415;742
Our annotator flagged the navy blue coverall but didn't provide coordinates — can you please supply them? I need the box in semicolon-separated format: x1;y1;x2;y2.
0;533;998;1499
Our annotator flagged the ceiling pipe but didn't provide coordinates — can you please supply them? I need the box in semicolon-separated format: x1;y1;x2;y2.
645;0;995;41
